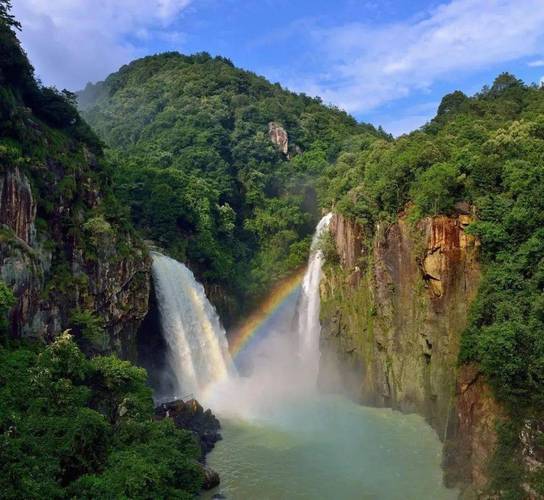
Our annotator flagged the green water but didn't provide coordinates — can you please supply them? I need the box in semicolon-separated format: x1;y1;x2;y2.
203;395;457;500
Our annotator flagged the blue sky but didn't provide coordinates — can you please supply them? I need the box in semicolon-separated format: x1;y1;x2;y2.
13;0;544;135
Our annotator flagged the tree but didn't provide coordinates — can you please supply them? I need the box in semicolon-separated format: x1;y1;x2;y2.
411;162;461;216
436;90;469;117
0;0;20;30
0;280;14;337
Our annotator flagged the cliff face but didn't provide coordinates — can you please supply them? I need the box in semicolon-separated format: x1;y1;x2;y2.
443;364;505;494
0;161;150;359
320;212;501;493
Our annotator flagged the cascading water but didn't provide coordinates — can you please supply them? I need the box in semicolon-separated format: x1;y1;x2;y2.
151;252;235;400
296;212;333;381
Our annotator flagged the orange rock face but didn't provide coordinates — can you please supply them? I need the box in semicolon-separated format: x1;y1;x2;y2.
444;364;504;494
330;213;365;270
419;214;479;299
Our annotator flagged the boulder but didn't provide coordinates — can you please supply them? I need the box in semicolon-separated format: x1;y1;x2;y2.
155;398;222;457
201;465;221;490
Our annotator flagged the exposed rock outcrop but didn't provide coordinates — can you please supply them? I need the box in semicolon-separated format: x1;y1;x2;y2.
155;398;222;458
0;161;150;359
321;212;480;428
0;167;36;244
443;364;504;494
268;122;289;155
202;466;221;490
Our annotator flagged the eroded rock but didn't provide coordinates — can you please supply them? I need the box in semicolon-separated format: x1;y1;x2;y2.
0;163;150;357
319;210;484;493
0;167;36;244
444;364;505;494
202;465;221;490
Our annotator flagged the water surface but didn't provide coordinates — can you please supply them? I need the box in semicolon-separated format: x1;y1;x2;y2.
203;394;457;500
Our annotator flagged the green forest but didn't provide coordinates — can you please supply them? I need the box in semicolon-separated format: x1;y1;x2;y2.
78;53;387;322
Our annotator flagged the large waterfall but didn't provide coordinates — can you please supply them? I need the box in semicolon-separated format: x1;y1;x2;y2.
296;212;333;381
151;252;235;400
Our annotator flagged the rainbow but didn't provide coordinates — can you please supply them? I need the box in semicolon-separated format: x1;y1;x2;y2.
229;267;306;359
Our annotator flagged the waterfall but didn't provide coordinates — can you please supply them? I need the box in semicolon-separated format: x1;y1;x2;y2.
296;212;333;382
151;252;235;400
204;214;332;417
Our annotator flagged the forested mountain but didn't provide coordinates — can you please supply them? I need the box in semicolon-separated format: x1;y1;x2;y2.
319;74;544;497
78;53;387;322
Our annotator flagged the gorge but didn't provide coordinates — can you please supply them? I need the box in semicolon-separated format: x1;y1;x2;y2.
201;215;457;499
139;215;457;498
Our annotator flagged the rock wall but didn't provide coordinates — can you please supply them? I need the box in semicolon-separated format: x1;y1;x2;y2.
0;163;150;360
319;212;502;495
443;364;505;495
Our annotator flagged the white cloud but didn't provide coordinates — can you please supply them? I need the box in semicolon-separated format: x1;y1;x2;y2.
13;0;193;90
291;0;544;114
528;59;544;67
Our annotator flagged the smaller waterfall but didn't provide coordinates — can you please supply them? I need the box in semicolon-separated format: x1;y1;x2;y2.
296;213;333;382
151;252;235;399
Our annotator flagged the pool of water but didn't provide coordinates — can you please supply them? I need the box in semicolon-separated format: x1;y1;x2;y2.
203;394;457;500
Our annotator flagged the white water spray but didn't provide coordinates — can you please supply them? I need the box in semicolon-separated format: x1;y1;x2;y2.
205;214;332;419
151;252;235;400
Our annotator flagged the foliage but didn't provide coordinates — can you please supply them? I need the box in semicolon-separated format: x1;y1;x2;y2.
318;231;340;266
0;1;19;30
78;53;387;319
0;280;15;336
487;420;525;499
71;419;202;499
0;334;203;499
69;310;108;356
410;162;461;217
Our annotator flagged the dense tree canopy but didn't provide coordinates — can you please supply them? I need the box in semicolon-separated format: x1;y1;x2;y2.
0;333;203;498
78;53;387;320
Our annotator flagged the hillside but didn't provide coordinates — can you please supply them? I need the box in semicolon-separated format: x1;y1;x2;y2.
319;74;544;497
0;3;149;354
77;53;388;322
